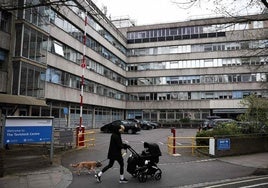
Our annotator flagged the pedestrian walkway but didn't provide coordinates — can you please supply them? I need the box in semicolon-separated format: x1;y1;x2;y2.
218;152;268;169
0;152;267;188
0;165;72;188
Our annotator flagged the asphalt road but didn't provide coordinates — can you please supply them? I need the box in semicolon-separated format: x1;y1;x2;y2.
61;128;259;188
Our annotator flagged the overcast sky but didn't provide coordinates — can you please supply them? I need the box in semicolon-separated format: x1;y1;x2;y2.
92;0;264;25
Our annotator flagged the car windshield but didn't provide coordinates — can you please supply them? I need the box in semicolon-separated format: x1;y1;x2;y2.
121;120;129;125
203;120;210;125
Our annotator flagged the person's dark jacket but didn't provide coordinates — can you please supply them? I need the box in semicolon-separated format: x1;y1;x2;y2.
107;125;127;160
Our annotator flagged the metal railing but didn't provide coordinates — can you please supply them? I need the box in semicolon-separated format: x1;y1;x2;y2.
77;130;96;148
167;136;212;155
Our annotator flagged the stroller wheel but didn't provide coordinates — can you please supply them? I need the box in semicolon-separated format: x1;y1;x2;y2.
154;169;162;180
138;172;147;183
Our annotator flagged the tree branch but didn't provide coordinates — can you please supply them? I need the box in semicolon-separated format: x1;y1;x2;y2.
261;0;268;8
0;0;72;11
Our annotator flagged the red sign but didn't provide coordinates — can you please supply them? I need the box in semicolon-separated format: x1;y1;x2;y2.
81;63;86;68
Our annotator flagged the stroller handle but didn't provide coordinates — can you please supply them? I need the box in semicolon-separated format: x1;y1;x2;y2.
127;145;140;157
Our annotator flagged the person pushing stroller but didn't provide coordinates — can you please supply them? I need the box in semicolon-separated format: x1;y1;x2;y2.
95;124;129;183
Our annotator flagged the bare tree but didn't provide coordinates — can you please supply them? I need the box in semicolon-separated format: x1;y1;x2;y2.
261;0;268;8
0;0;113;25
171;0;267;15
0;0;75;11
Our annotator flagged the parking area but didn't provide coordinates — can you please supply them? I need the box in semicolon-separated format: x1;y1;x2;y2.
95;128;202;160
62;128;260;187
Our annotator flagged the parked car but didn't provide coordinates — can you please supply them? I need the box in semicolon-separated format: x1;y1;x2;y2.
201;118;235;130
237;121;267;134
201;117;219;130
100;120;140;134
149;121;160;129
140;120;154;130
206;115;221;119
212;119;236;127
126;118;141;128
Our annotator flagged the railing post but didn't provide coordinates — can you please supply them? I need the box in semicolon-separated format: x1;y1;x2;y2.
191;137;194;155
76;126;85;147
171;128;176;155
209;137;215;156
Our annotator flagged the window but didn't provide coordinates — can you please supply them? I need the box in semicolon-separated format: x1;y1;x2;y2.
204;44;212;51
0;49;7;70
232;91;243;99
170;28;177;35
14;62;45;97
253;21;263;29
53;41;64;56
160;111;166;120
0;11;10;32
20;26;48;64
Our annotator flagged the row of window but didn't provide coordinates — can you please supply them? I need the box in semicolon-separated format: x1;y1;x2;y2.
127;32;226;43
128;90;267;101
128;73;267;86
128;40;268;56
45;66;268;102
48;39;127;85
12;104;124;127
45;67;126;101
127;110;211;122
21;0;127;56
127;21;264;43
65;1;127;54
50;10;127;70
157;110;209;121
127;56;268;71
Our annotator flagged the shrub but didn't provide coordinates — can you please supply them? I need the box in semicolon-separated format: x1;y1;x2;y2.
180;118;190;123
196;122;242;145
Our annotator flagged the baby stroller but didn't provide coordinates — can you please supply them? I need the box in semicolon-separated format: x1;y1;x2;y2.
127;142;162;182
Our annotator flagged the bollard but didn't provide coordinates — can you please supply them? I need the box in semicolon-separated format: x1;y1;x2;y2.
76;126;85;147
171;128;176;155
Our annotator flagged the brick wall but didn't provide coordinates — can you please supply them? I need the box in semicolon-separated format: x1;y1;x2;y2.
214;135;268;157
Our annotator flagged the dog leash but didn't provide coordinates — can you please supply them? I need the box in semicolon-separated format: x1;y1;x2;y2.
98;149;128;163
99;158;108;163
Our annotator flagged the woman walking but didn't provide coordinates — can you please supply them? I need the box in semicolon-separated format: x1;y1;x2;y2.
95;125;129;183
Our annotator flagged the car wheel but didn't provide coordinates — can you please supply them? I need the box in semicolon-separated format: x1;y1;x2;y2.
127;129;133;134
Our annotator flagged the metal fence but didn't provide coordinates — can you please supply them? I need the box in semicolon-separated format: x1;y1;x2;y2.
167;136;212;155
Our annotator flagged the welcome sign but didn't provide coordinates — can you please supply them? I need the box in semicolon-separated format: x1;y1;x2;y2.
4;117;53;144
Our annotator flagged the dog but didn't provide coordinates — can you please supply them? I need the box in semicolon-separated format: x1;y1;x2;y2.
70;161;102;175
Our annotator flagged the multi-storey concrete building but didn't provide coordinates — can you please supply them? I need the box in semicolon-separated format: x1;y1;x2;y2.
0;0;267;128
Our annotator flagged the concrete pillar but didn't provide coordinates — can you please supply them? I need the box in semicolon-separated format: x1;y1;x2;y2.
209;138;215;156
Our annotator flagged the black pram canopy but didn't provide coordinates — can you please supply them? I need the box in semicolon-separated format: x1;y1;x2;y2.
144;142;162;157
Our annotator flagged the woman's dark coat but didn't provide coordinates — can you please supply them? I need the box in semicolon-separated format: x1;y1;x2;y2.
107;125;126;160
